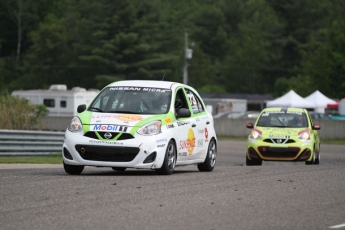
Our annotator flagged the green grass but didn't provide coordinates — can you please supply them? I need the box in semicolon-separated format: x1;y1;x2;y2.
0;154;62;164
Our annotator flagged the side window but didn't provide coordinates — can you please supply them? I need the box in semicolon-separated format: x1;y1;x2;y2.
174;88;189;112
306;112;313;126
185;89;205;114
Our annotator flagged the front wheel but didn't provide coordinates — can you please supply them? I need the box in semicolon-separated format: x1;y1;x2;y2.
246;155;262;166
63;162;84;175
198;138;217;171
306;149;316;165
156;140;176;175
314;145;320;165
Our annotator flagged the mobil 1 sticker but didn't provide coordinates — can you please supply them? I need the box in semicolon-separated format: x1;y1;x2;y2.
91;124;130;132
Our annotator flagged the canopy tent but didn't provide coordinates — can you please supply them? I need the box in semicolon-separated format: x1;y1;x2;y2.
266;90;315;108
327;102;339;109
304;90;337;113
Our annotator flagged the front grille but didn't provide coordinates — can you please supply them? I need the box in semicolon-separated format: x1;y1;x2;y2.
258;146;300;158
75;145;140;162
84;131;134;140
263;138;296;144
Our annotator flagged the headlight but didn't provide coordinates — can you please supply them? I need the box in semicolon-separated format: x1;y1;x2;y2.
68;117;83;132
249;129;262;140
137;121;162;136
298;130;310;141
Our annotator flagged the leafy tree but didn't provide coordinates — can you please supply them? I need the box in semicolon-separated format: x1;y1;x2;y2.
266;0;330;78
297;20;345;98
74;0;182;88
221;0;282;94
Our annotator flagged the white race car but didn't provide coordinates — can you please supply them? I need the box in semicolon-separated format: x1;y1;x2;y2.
63;80;217;175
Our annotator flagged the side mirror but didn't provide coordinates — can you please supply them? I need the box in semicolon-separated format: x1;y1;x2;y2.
77;104;87;113
313;124;321;130
246;123;254;129
176;108;191;118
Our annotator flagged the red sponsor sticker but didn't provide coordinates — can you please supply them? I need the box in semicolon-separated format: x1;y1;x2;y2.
205;128;208;139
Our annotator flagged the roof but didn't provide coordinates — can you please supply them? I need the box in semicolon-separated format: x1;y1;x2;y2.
262;107;306;112
106;80;183;89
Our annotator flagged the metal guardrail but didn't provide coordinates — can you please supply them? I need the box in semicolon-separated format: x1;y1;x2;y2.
0;130;64;156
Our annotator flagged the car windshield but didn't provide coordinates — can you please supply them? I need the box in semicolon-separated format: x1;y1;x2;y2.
88;86;172;114
256;111;308;128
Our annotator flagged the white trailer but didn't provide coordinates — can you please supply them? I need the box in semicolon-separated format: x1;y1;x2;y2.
12;85;99;117
202;98;247;115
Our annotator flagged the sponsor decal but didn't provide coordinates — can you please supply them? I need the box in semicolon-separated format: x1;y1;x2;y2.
269;134;290;138
188;93;197;106
156;138;167;143
115;114;143;122
177;120;190;126
157;144;166;148
204;128;209;142
166;124;175;129
198;129;204;134
178;151;187;156
180;128;195;155
110;87;141;91
92;124;128;132
195;117;200;122
89;140;123;145
109;87;171;93
92;115;118;119
165;118;172;124
197;139;203;147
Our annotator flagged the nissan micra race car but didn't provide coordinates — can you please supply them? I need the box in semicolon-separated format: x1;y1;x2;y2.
246;107;321;166
63;80;217;175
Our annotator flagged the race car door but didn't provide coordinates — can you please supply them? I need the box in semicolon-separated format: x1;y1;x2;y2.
173;87;197;161
185;88;208;160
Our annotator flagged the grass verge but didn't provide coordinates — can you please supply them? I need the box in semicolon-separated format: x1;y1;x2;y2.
0;154;62;164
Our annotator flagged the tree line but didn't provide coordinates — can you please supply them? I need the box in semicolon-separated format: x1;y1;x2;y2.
1;0;345;99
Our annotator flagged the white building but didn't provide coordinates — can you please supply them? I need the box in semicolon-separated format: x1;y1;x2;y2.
12;84;99;117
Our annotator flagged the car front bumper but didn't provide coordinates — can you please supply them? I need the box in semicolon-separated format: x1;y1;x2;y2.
247;139;314;161
62;130;167;169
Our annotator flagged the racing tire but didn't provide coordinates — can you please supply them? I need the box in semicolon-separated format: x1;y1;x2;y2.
112;167;127;171
156;140;176;175
63;162;84;175
314;150;320;165
198;138;217;172
246;155;262;166
306;149;316;165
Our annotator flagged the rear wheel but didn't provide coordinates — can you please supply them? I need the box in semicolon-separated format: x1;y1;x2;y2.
198;138;217;171
156;140;176;175
112;167;127;171
63;162;84;175
246;155;262;166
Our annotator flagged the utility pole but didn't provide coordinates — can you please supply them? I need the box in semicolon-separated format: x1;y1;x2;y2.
183;30;192;85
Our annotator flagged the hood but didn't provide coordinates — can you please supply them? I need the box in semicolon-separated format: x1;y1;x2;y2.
256;126;310;139
79;112;166;129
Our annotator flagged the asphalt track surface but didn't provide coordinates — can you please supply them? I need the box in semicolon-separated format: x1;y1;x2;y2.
1;140;345;230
